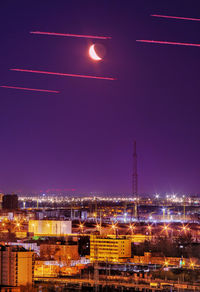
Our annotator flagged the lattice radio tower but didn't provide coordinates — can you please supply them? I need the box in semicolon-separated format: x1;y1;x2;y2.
133;141;138;219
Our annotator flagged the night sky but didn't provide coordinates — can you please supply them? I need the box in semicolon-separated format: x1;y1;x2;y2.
1;0;200;194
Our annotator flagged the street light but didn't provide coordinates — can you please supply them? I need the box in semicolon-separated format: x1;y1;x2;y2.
190;260;195;269
129;224;135;235
111;222;118;236
79;223;84;233
112;223;116;230
180;224;190;234
161;224;171;236
164;260;169;268
147;225;152;235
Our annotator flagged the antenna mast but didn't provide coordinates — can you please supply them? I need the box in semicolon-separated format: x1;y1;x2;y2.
132;141;138;219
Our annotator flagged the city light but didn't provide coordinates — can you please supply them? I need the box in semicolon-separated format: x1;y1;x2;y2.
147;225;152;234
112;223;117;229
161;224;171;236
164;260;169;267
129;224;135;235
129;224;135;230
190;260;195;269
180;224;190;233
79;223;84;233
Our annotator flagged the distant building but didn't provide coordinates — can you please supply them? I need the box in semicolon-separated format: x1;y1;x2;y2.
40;243;79;261
35;209;71;220
0;245;33;286
0;193;4;209
8;241;40;255
2;194;18;210
90;235;131;262
28;220;72;236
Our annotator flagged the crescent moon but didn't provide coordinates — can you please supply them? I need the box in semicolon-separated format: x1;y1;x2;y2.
89;44;102;61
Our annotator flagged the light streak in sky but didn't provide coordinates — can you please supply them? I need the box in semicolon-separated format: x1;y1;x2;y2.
151;14;200;22
136;39;200;48
30;31;112;40
10;68;116;81
0;85;60;93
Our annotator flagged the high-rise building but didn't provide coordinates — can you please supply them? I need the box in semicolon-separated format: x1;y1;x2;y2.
2;194;18;210
0;245;33;286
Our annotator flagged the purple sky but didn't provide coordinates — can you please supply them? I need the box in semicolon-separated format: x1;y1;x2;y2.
1;0;200;194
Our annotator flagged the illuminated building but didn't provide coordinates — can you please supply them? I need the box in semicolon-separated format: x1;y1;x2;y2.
28;220;72;236
40;243;79;261
0;246;33;286
8;242;40;255
0;288;20;292
90;235;131;262
0;193;4;209
129;234;152;243
2;194;18;210
131;252;193;268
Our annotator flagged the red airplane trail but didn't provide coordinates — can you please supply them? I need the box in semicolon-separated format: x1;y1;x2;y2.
30;31;112;40
0;85;60;93
10;68;116;81
151;14;200;22
136;40;200;48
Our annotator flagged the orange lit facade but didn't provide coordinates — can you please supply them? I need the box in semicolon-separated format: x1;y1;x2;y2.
40;244;79;261
0;246;33;286
90;235;131;262
131;252;199;268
